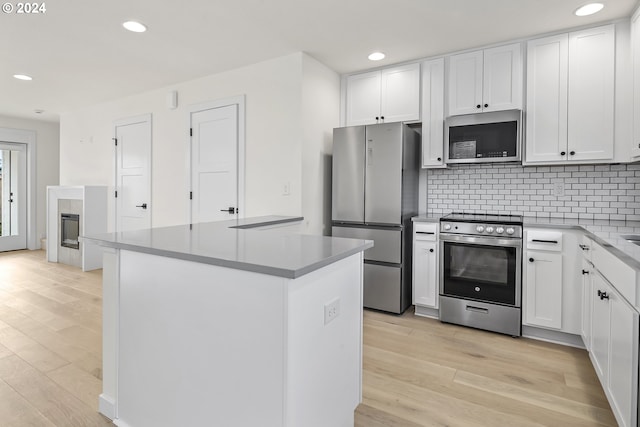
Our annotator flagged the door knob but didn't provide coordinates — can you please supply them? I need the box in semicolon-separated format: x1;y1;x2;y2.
136;203;148;209
220;207;236;214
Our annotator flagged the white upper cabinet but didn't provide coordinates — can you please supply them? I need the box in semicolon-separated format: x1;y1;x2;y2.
345;71;382;126
447;43;522;116
448;50;483;116
345;63;420;126
483;44;523;113
421;58;445;168
525;34;569;163
526;25;615;164
632;8;640;158
567;25;615;162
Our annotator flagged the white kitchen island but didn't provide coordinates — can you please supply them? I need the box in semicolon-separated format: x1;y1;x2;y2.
82;216;373;427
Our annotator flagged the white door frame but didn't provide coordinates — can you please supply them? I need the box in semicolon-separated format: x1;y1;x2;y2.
0;128;36;250
113;113;152;232
187;95;245;223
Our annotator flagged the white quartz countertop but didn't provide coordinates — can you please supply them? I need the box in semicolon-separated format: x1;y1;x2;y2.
523;217;640;271
412;214;640;271
81;216;373;279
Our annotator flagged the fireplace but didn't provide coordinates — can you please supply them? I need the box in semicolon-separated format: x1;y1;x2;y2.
61;213;80;250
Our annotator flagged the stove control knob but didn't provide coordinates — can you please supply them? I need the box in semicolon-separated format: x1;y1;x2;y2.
485;226;494;233
496;227;505;234
506;227;515;235
476;225;485;233
443;223;451;231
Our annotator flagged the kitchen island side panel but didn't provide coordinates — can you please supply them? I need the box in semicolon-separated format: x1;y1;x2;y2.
117;250;286;427
101;249;364;427
286;253;363;427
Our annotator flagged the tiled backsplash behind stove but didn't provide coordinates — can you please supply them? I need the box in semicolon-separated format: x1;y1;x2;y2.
426;163;640;221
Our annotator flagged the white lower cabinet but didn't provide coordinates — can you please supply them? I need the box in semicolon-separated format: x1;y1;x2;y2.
590;270;639;427
524;249;562;329
590;272;611;381
581;235;639;427
523;229;581;334
412;223;438;310
580;258;592;351
608;289;639;427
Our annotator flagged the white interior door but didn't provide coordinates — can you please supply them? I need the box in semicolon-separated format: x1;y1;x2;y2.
0;142;27;251
115;114;152;232
190;104;239;223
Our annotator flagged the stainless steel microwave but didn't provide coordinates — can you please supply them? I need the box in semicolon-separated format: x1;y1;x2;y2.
444;109;522;164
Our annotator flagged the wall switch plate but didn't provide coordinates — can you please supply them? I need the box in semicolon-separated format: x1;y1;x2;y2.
553;182;565;197
324;298;340;325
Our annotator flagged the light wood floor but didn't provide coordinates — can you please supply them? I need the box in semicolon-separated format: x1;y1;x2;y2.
0;250;616;426
355;310;617;427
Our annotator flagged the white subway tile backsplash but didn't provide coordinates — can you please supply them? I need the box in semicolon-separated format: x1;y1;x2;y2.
426;163;640;221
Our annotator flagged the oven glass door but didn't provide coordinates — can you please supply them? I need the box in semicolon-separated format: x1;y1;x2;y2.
441;240;519;305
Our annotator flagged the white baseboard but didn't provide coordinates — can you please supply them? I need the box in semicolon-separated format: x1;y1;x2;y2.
414;305;439;319
99;393;116;420
522;325;585;349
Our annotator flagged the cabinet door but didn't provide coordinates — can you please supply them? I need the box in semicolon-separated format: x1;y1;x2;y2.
608;289;639;427
580;259;592;350
346;71;381;126
448;50;483;116
421;58;445;168
567;25;614;162
632;9;640;158
590;272;611;382
524;250;563;329
525;34;569;163
380;63;420;124
412;240;438;308
482;43;522;112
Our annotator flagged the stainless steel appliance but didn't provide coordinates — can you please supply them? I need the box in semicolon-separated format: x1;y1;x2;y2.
439;212;523;336
331;123;419;314
445;109;522;164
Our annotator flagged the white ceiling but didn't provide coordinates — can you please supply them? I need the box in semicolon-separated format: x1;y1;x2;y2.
1;0;637;122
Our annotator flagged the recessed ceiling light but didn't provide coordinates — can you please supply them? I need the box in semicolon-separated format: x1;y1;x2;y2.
368;52;385;61
574;3;604;16
13;74;32;81
122;21;147;33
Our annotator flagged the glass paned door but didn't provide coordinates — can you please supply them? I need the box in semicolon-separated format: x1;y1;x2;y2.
0;143;27;251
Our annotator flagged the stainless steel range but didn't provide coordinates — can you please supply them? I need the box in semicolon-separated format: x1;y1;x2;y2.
439;212;523;336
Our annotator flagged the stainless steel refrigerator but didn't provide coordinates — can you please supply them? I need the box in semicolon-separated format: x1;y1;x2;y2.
331;122;419;314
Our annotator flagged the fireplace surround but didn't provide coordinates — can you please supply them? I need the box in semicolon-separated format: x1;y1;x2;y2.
46;186;107;271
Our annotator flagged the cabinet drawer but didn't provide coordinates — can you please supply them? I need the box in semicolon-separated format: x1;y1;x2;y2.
414;223;437;241
579;235;593;261
526;230;563;251
592;241;637;305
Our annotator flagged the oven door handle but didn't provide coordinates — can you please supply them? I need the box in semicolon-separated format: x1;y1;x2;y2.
439;233;522;247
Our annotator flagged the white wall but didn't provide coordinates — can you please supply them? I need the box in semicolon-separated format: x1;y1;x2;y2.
301;56;340;235
60;53;339;232
0;115;59;244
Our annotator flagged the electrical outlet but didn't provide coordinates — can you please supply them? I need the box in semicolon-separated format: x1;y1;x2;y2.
324;298;340;325
553;182;565;197
283;182;290;196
